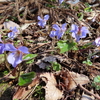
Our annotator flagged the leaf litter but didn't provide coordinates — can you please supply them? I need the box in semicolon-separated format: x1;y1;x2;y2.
0;0;100;100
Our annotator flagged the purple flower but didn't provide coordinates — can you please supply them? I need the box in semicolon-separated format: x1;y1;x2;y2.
94;37;100;47
0;43;5;54
37;15;49;28
70;24;89;42
0;43;12;54
6;44;29;67
59;0;64;4
8;27;18;39
49;23;67;39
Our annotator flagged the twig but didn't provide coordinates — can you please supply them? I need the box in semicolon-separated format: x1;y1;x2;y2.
79;84;100;100
23;84;39;100
15;0;34;23
66;69;100;100
32;42;51;51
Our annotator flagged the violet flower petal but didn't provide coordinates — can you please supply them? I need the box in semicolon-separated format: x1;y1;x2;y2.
95;37;100;47
57;31;64;39
0;43;5;54
10;27;18;33
49;31;57;38
71;24;89;42
61;23;67;31
52;24;60;30
8;32;15;39
38;21;46;28
81;27;89;38
18;46;29;54
4;44;16;52
70;24;78;33
44;15;49;20
59;0;64;4
37;16;43;21
7;52;22;67
38;15;49;28
8;27;18;39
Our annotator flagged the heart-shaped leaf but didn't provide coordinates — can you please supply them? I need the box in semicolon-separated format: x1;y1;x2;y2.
18;72;36;86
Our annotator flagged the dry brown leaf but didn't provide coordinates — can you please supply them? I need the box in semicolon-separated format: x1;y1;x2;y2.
68;72;90;90
13;87;30;100
40;73;63;100
56;71;90;90
0;0;15;3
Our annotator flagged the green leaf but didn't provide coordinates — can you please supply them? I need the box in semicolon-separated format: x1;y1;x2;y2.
18;72;36;86
82;59;92;66
52;62;61;71
84;7;92;12
57;40;68;53
57;40;77;53
92;75;100;90
3;70;9;75
23;54;37;60
77;13;83;20
23;54;37;64
46;66;51;70
94;76;100;83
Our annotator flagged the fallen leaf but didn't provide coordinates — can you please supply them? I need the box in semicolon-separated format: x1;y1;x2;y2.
55;70;90;90
0;0;15;3
40;73;63;100
43;56;56;62
21;22;36;30
68;72;90;90
36;59;51;69
13;87;28;100
36;56;57;69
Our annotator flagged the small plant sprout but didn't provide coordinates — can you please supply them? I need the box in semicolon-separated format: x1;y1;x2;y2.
37;15;49;28
8;27;18;39
6;44;29;67
94;37;100;47
70;24;89;42
59;0;64;4
82;59;92;66
92;75;100;90
49;23;67;39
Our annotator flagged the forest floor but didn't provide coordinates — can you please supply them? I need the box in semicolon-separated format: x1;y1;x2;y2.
0;0;100;100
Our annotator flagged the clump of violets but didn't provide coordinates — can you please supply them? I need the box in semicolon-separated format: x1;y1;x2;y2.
59;0;64;4
37;15;49;28
70;24;89;42
94;37;100;47
5;44;29;67
8;27;18;39
49;23;67;39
